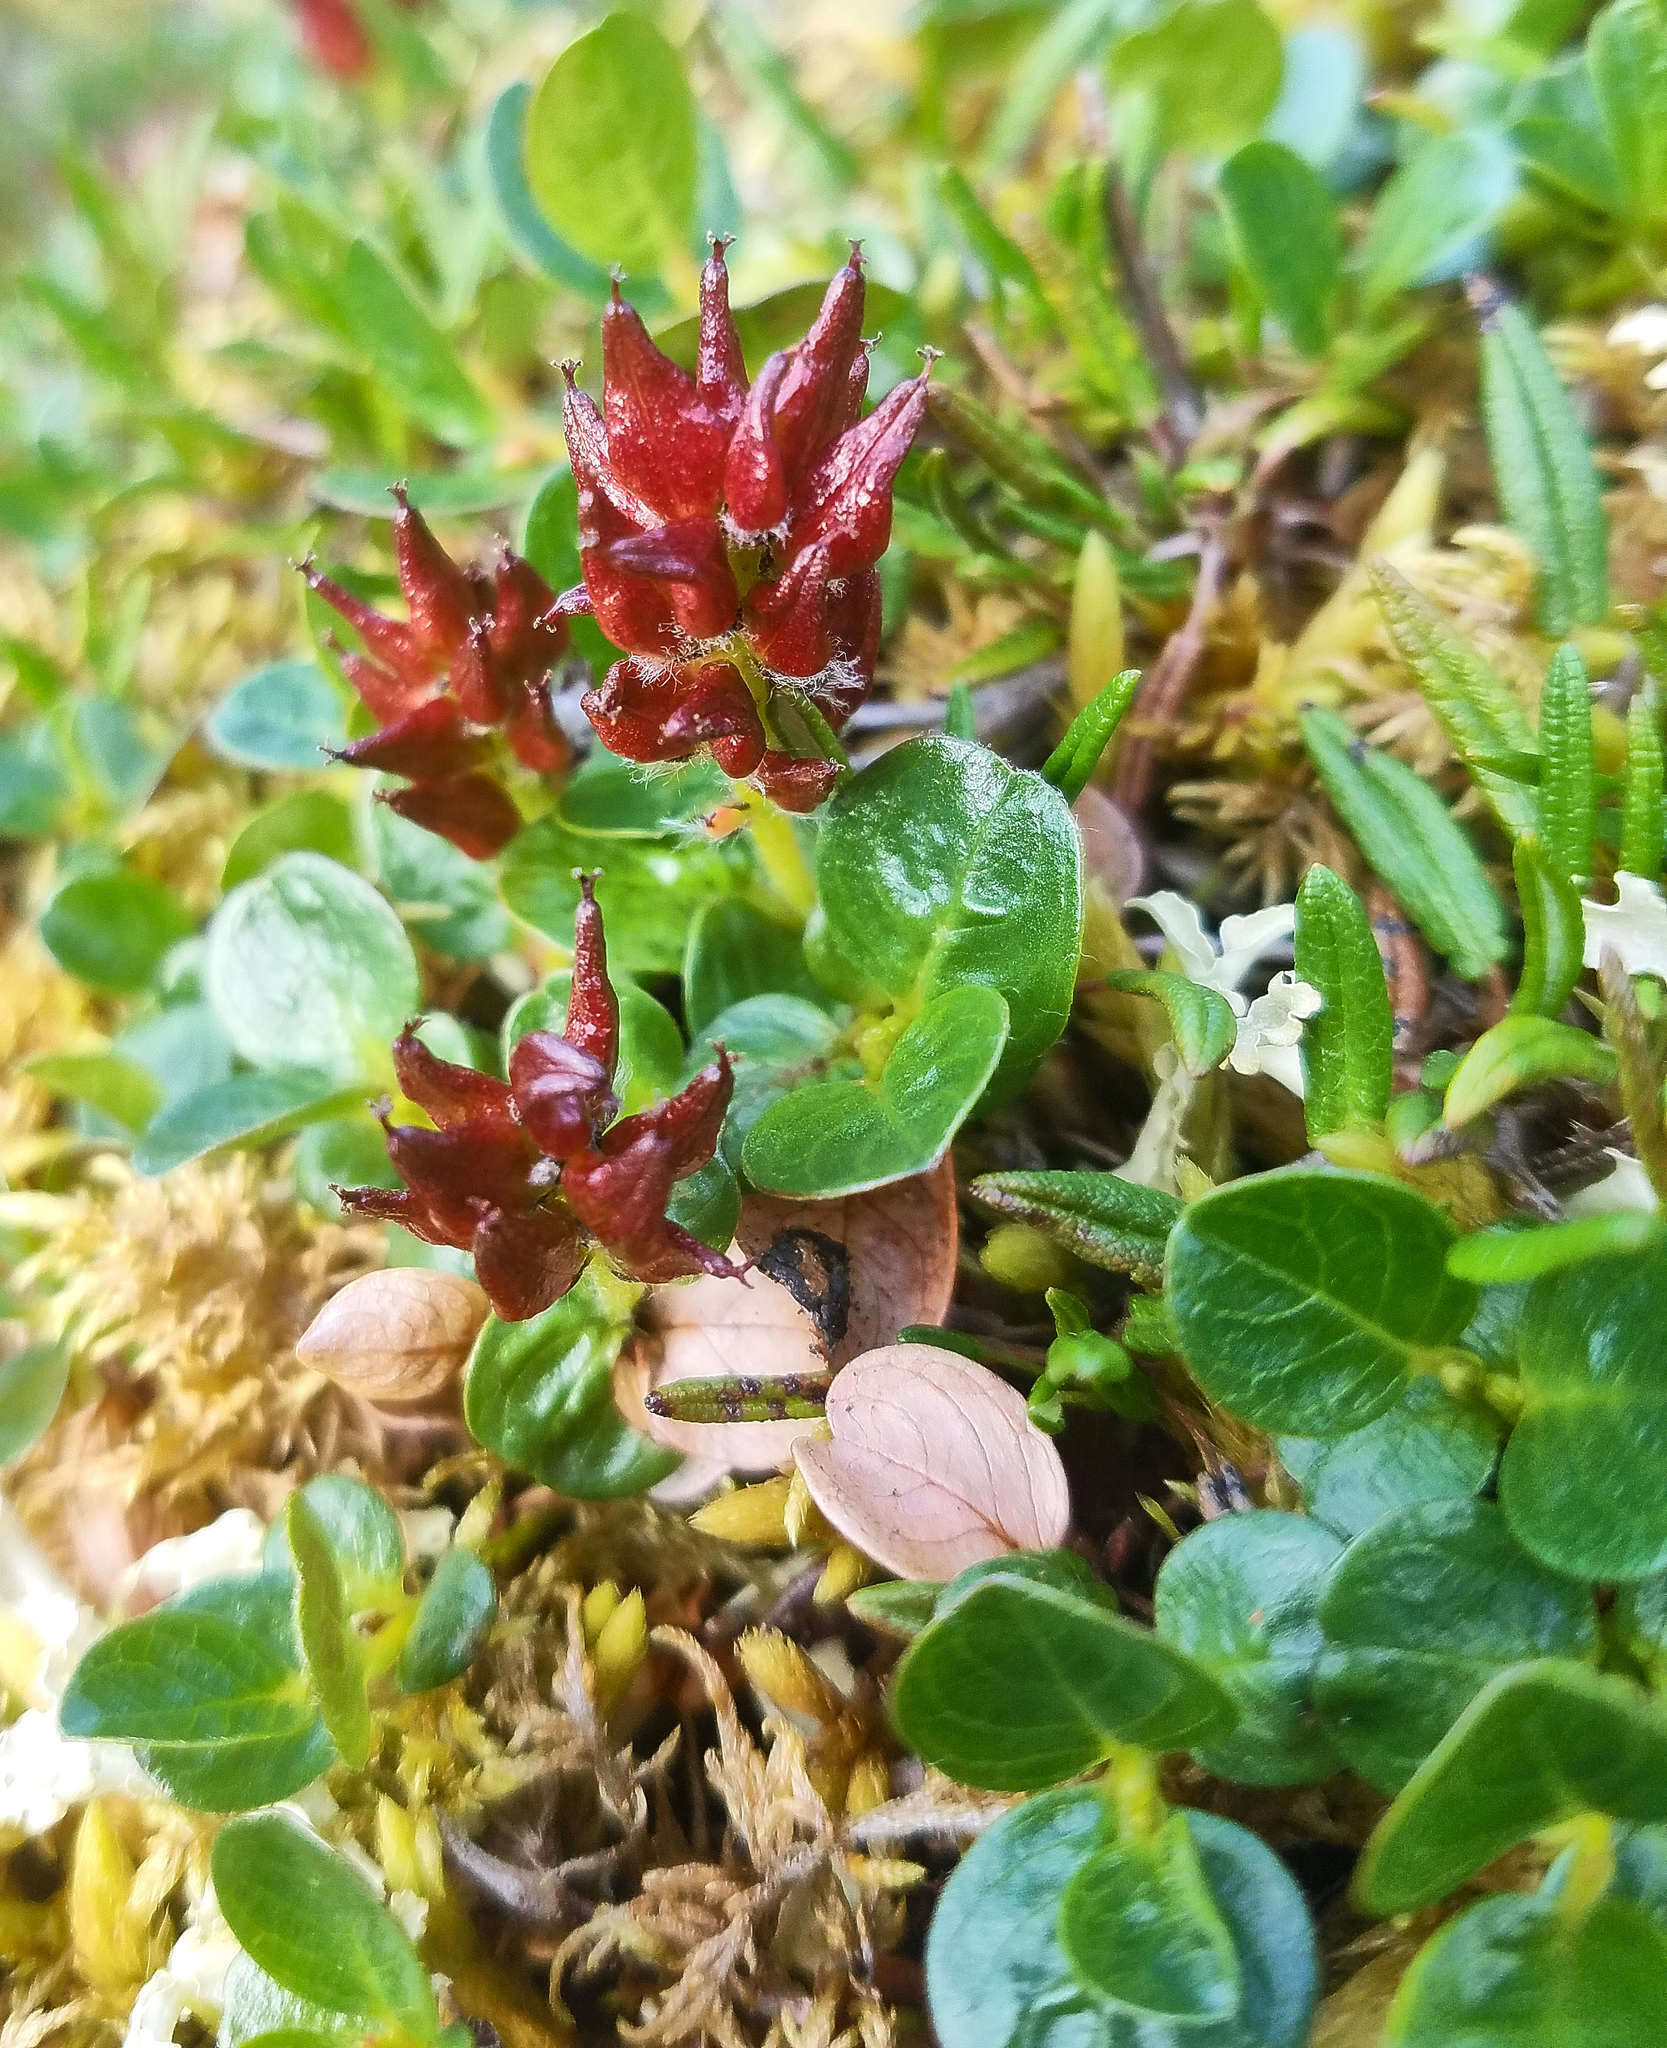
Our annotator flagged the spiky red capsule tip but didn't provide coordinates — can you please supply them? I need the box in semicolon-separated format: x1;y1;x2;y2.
305;491;572;859
561;241;931;808
338;884;743;1320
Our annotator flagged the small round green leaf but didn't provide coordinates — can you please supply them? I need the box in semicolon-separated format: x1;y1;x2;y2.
1312;1498;1598;1794
1167;1170;1478;1437
205;853;417;1083
1502;1239;1667;1580
40;871;193;992
742;984;1008;1199
889;1571;1236;1791
925;1789;1317;2048
464;1271;674;1500
0;1343;69;1465
205;663;347;771
398;1549;498;1694
264;1477;407;1607
1277;1376;1499;1539
1155;1511;1344;1785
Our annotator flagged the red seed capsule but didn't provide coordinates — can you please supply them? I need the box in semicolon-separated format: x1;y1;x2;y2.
381;773;523;859
391;485;479;658
565;873;620;1082
333;697;488;780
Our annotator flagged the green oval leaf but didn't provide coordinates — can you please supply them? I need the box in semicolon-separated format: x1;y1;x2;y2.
132;1070;364;1178
889;1569;1236;1791
925;1789;1318;2048
525;13;697;279
205;663;347;772
463;1269;674;1500
814;737;1083;1095
1155;1510;1345;1786
1443;1014;1616;1126
1358;128;1518;308
1448;1211;1662;1284
741;984;1008;1198
335;239;491;449
264;1476;407;1607
1218;140;1341;356
1057;1812;1241;2024
1167;1169;1479;1436
1312;1498;1598;1794
1502;1239;1667;1579
397;1548;497;1693
40;870;193;992
1385;1884;1667;2046
212;1812;441;2041
683;898;822;1037
1357;1660;1667;1915
0;1343;69;1465
285;1493;372;1771
1301;706;1509;980
205;853;418;1083
1277;1376;1500;1538
484;82;613;294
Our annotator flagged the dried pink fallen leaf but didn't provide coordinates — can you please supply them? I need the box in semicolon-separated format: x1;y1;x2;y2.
617;1161;959;1484
792;1344;1072;1580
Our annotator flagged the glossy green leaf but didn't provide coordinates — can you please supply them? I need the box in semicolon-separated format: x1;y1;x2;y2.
1302;707;1509;980
368;797;510;963
464;1270;674;1500
686;994;846;1176
220;1955;364;2048
1168;1169;1478;1436
1040;667;1141;804
205;663;347;771
1589;0;1667;224
1357;1660;1667;1913
1448;1211;1662;1283
1293;864;1393;1138
1502;1239;1667;1579
1535;645;1599;882
264;1476;406;1607
40;870;193;991
889;1570;1236;1791
59;1605;330;1812
212;1812;442;2040
335;239;491;449
1510;835;1586;1019
925;1789;1317;2048
682;899;820;1037
814;737;1082;1093
1444;1014;1616;1125
1057;1814;1241;2023
1480;305;1609;638
969;1169;1181;1287
484;83;613;295
1359;128;1518;308
844;1579;941;1639
499;809;740;976
1621;685;1665;879
1312;1499;1598;1794
1218;141;1341;356
1277;1376;1500;1539
742;984;1007;1198
398;1548;497;1693
205;853;417;1083
285;1494;371;1771
525;13;696;278
1370;563;1538;836
132;1070;364;1177
1104;969;1238;1078
1155;1511;1344;1786
0;1343;69;1465
1109;0;1283;154
1385;1882;1667;2046
224;792;357;892
26;1049;161;1132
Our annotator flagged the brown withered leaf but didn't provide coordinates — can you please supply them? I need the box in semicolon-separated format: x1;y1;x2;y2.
296;1266;489;1406
793;1345;1071;1580
617;1163;959;1482
1073;785;1145;908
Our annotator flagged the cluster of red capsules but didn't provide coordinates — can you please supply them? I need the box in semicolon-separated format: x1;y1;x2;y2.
556;239;932;811
304;486;571;859
340;878;742;1320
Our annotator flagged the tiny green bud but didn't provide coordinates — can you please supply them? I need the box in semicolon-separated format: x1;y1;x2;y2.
981;1222;1077;1293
